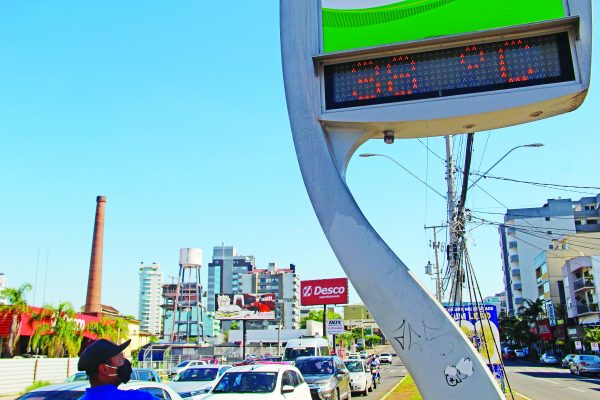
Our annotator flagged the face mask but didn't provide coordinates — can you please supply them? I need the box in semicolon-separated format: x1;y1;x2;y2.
105;358;133;384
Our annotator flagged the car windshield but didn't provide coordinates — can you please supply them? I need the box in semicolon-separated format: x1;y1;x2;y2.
17;391;84;400
295;359;334;375
580;355;600;362
344;361;364;373
284;348;315;361
212;372;277;393
174;368;219;382
176;361;191;368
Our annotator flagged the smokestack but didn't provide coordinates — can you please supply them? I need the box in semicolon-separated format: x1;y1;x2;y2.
84;195;106;315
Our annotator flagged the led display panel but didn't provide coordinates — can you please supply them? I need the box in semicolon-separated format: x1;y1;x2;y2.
324;32;574;110
322;0;566;52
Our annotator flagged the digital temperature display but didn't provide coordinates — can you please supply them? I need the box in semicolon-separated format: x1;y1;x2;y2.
324;33;574;110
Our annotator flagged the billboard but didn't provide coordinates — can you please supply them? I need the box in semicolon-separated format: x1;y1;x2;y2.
301;278;349;306
322;0;566;52
214;293;276;320
445;304;501;365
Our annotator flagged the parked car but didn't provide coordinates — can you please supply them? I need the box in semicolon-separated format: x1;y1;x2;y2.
344;359;373;396
169;365;232;399
295;356;351;400
17;380;182;400
502;350;516;360
379;353;393;364
514;349;526;358
169;360;208;377
539;353;559;365
569;354;600;376
561;354;577;368
347;353;360;360
65;372;88;382
359;351;368;359
201;363;311;400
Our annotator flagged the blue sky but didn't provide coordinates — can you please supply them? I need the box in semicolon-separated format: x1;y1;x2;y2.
1;2;598;317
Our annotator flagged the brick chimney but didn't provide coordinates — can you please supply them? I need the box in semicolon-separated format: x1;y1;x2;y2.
84;195;106;315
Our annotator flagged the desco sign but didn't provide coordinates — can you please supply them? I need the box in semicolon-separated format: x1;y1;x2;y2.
301;278;349;306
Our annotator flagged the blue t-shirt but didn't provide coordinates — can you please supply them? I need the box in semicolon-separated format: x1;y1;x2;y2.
79;384;158;400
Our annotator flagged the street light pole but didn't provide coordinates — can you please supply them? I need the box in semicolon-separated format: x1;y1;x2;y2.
468;143;544;190
359;153;447;200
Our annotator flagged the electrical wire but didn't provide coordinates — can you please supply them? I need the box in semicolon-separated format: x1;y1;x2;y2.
470;172;600;194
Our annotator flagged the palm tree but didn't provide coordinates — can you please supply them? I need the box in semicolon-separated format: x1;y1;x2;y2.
583;327;600;344
28;302;83;357
85;317;130;343
0;283;32;356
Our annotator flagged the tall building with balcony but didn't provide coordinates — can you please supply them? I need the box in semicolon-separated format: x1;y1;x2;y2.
499;195;600;314
207;246;256;312
138;262;163;335
241;262;301;329
562;256;600;325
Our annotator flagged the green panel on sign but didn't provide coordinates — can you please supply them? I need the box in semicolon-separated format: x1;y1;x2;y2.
323;0;565;53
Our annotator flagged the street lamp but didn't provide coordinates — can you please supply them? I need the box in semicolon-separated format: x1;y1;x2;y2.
359;153;447;200
467;143;544;190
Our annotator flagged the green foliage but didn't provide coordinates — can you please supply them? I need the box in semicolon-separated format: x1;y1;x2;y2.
365;334;381;348
299;309;342;329
499;299;546;354
583;327;600;344
336;332;355;348
23;381;52;394
231;321;239;330
85;317;130;342
28;302;82;357
0;283;32;356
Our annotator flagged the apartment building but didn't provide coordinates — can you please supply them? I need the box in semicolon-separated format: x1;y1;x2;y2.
562;256;600;325
499;195;600;314
240;262;301;329
138;263;163;335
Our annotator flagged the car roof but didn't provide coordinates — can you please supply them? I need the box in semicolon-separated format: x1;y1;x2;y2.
295;356;337;361
228;364;294;373
29;382;89;392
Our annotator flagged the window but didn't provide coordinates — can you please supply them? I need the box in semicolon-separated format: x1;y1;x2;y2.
549;244;554;249
545;217;551;221
290;370;304;385
587;219;598;224
282;371;294;387
546;230;552;235
575;220;582;225
139;387;171;400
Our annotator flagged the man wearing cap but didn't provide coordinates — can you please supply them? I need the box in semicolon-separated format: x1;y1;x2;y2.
78;338;157;399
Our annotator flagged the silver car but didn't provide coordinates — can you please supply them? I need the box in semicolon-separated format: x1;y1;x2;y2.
569;354;600;376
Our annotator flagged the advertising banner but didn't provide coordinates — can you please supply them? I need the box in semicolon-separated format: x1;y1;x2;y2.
536;319;554;342
321;0;566;53
214;293;276;320
301;278;349;306
445;304;501;364
327;319;345;335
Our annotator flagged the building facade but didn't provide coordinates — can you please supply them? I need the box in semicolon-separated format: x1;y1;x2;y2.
207;246;255;312
138;262;163;335
562;256;600;325
240;262;301;329
499;195;600;314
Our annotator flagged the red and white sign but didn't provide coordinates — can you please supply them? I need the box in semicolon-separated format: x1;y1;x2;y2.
301;278;348;306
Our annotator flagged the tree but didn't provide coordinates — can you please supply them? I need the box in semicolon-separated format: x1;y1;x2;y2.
85;317;130;343
336;332;355;349
299;309;342;329
365;334;382;348
28;302;83;357
583;327;600;344
0;283;32;356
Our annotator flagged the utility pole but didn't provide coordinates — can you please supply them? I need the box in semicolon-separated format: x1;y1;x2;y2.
445;135;458;302
425;225;445;302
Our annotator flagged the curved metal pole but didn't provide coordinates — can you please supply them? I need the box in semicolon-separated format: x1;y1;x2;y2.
280;2;502;399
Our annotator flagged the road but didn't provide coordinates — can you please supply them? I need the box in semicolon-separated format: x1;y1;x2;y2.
504;360;600;400
357;358;407;399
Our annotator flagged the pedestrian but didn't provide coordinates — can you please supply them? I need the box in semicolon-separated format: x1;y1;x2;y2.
77;338;157;399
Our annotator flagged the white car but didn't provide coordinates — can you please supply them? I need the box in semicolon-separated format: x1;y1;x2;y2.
202;363;311;400
17;380;183;399
170;360;208;377
379;353;393;364
344;359;372;396
169;365;232;399
347;353;360;360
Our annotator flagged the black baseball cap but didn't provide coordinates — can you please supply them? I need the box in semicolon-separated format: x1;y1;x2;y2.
78;339;131;373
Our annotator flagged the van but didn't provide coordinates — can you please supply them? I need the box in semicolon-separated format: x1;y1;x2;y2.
283;337;330;362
